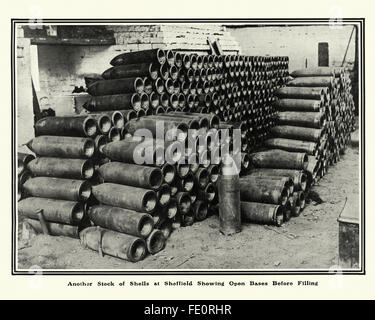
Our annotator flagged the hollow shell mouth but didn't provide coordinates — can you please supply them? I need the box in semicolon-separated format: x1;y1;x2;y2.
170;94;179;109
160;93;169;107
169;65;178;80
300;174;307;191
137;109;146;117
108;127;121;142
156;49;166;65
134;77;144;94
280;188;288;206
158;185;171;206
143;191;157;212
174;52;182;68
81;160;94;179
143;78;153;94
162;164;175;184
302;154;309;170
149;63;159;80
179;195;191;214
148;169;163;190
166;50;175;66
150;92;160;109
140;93;150;110
160;64;169;80
198;170;210;189
165;78;175;94
83;139;95;158
210;115;220;129
205;184;216;202
183;55;191;69
183;174;194;192
190;55;198;69
131;94;142;111
209;166;219;183
129;238;146;262
147;230;165;254
176;123;188;142
196;202;208;220
112;112;125;129
298;192;306;209
177;163;190;178
178;94;186;108
166;200;178;219
139;215;154;238
199;118;209;131
79;181;92;201
72;203;85;224
84;117;98;137
196;55;203;69
275;206;284;227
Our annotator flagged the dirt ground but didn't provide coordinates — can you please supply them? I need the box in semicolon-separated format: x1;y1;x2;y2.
17;144;359;271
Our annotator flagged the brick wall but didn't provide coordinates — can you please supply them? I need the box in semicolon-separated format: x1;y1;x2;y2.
227;25;356;72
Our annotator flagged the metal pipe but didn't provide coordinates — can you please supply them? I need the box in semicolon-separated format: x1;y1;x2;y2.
19;197;84;225
92;183;157;213
241;202;283;227
80;226;147;262
110;49;166;66
27;157;94;180
98;162;163;190
34;116;98;138
24;177;91;201
88;205;154;238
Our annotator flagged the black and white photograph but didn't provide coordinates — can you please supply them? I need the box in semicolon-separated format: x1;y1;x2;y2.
12;18;363;275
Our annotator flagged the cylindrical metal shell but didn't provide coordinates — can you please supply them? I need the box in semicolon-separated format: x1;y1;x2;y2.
290;67;340;78
264;138;317;156
287;76;334;87
79;226;147;262
249;149;308;170
239;179;288;205
83;93;142;112
156;183;171;207
218;173;241;235
272;99;322;112
92;183;157;213
247;168;307;191
98;162;163;190
27;157;94;180
271;125;323;142
175;192;192;215
146;229;166;254
241;202;284;227
110;49;166;66
34;116;98;138
19;197;84;225
27;136;95;159
276;87;326;100
26;218;80;238
276;112;325;128
193;200;208;221
88;205;154;238
102;63;159;80
23;177;91;202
